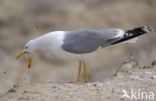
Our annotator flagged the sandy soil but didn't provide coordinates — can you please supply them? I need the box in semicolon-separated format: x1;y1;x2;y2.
1;60;156;101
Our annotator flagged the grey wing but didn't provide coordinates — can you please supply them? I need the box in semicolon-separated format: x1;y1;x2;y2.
99;28;125;47
62;29;124;54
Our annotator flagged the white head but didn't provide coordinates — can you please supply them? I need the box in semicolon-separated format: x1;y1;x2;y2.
16;31;58;68
23;40;36;57
16;40;37;69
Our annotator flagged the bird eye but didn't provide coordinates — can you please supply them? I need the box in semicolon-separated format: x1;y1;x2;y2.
25;46;28;49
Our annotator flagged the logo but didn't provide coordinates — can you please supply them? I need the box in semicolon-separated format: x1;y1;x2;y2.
121;89;155;100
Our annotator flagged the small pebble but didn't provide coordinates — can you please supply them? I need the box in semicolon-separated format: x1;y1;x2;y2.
150;75;156;79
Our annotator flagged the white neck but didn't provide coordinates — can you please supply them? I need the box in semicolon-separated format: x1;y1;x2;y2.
32;31;65;51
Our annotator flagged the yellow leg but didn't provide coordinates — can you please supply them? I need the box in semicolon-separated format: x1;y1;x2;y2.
76;61;82;83
82;61;88;83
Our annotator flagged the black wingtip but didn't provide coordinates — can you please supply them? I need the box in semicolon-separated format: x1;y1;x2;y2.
111;26;152;45
139;26;153;33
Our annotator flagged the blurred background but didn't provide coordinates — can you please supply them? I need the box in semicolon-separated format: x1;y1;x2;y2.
0;0;156;95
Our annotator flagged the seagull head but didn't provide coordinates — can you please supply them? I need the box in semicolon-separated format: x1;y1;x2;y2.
16;40;36;69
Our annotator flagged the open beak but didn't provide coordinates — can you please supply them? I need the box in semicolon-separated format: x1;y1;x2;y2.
28;58;32;69
16;52;28;59
16;52;32;69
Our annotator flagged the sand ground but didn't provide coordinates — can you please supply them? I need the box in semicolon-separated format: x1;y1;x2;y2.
1;60;156;101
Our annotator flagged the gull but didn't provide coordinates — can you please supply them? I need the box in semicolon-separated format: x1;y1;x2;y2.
16;26;152;83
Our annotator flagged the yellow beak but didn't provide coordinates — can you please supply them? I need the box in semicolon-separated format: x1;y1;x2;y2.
16;52;28;59
28;58;32;69
16;52;32;69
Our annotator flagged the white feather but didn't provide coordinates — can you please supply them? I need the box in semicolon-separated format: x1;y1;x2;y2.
114;29;125;38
